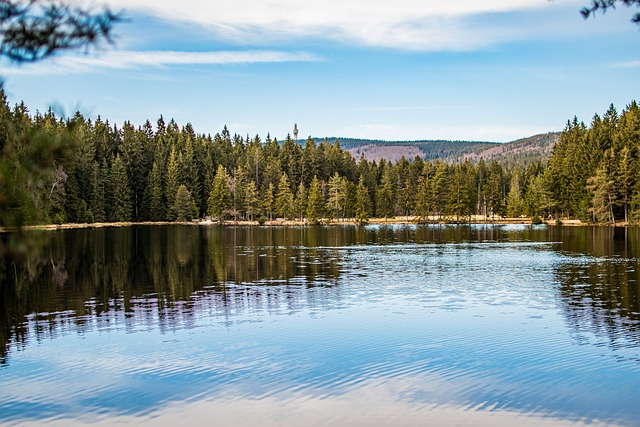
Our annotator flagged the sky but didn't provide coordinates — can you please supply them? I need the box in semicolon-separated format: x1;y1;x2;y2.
0;0;639;142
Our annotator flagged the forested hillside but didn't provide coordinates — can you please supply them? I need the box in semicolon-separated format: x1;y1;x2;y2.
0;92;639;228
318;138;495;163
321;133;557;165
461;133;560;167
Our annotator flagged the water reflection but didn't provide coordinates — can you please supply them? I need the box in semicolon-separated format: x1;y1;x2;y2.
1;226;348;366
1;224;640;426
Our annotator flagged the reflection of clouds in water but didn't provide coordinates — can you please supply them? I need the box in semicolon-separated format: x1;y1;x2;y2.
3;225;640;426
4;375;619;427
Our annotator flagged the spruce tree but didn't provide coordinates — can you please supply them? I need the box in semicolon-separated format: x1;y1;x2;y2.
263;182;275;221
90;161;105;222
447;167;471;221
295;182;307;222
244;180;260;222
306;176;324;223
175;185;193;222
276;172;294;219
111;155;132;222
208;164;231;221
415;176;432;221
147;160;164;221
587;164;615;224
355;176;370;224
327;172;347;221
165;146;179;220
377;166;395;219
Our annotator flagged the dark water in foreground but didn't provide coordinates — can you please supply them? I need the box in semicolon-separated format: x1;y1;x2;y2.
1;224;640;426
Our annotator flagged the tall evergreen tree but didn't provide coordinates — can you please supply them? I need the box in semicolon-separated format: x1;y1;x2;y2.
165;146;179;220
306;176;324;223
587;163;615;224
415;176;433;221
447;166;471;221
111;155;132;222
295;182;308;222
175;185;194;222
208;165;231;221
326;172;347;221
147;160;164;221
90;161;105;222
244;180;260;222
276;172;295;219
263;182;275;221
355;176;370;224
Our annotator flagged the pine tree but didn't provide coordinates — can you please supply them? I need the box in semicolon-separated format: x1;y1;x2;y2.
397;177;415;218
506;169;523;218
276;172;295;219
447;166;471;221
432;162;449;218
295;182;307;222
377;165;395;219
484;165;505;219
326;172;347;221
355;176;370;224
208;164;231;221
244;180;260;221
616;146;636;223
306;176;324;223
415;176;432;221
90;161;105;222
587;164;615;224
233;166;249;220
263;182;275;221
165;146;179;220
112;155;132;222
147;160;164;221
175;185;194;222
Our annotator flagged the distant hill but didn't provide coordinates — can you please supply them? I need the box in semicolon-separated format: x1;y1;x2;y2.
305;133;560;165
460;132;560;167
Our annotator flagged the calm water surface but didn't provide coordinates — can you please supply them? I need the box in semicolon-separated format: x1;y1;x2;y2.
1;224;640;426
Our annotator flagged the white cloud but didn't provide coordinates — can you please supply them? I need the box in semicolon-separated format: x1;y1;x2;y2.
102;0;567;50
0;50;325;76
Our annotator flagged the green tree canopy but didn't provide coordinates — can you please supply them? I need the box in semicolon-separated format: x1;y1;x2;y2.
174;185;194;222
208;165;231;221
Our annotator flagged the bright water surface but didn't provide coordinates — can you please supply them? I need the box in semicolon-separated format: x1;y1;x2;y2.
1;224;640;426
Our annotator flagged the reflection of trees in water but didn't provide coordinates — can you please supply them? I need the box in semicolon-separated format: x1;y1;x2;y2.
6;224;640;365
0;223;539;365
555;227;640;354
0;225;350;366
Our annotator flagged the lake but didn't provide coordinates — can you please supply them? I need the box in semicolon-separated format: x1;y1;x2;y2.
1;224;640;426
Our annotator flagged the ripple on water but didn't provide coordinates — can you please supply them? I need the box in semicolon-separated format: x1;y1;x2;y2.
2;227;640;426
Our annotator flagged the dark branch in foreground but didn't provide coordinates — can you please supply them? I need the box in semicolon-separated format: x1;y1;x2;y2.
0;0;120;62
581;0;640;26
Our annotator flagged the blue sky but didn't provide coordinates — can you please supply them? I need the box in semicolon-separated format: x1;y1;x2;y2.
0;0;639;142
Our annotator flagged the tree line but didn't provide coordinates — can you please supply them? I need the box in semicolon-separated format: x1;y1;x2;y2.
1;92;639;227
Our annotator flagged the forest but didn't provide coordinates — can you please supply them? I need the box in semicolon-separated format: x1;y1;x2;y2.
1;91;639;228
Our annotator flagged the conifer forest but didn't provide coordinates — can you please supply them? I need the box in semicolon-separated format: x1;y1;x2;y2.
2;92;640;228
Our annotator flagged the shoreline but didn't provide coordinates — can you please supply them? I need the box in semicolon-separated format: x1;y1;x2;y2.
0;216;619;233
